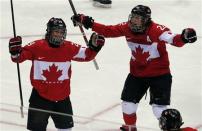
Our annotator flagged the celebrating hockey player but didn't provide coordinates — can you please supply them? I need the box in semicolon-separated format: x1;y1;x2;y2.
9;17;105;131
159;109;198;131
71;5;197;131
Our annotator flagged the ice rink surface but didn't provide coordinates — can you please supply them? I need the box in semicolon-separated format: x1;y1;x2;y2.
0;0;202;130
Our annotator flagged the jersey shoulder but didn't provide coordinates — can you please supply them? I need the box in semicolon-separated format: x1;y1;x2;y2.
117;21;130;29
63;40;82;56
181;127;198;131
147;21;171;41
118;22;128;26
117;21;133;34
148;21;170;34
63;40;81;48
24;39;46;49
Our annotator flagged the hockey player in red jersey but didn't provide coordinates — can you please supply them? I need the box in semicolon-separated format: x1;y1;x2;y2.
71;4;197;131
159;109;198;131
9;17;105;131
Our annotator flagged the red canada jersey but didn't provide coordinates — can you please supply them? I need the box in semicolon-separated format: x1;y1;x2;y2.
11;39;97;101
92;21;185;77
181;127;198;131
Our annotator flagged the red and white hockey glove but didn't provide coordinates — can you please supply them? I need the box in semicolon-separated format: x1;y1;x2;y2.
71;14;94;29
88;32;105;52
181;28;197;43
9;36;22;56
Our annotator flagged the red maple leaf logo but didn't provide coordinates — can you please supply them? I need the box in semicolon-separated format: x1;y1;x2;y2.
132;45;150;66
42;64;62;82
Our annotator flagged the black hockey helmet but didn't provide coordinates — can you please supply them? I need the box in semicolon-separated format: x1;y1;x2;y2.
46;17;67;47
128;5;151;33
159;109;184;131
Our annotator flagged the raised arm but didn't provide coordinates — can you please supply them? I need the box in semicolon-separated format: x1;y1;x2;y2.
71;14;125;37
9;36;33;63
72;33;105;61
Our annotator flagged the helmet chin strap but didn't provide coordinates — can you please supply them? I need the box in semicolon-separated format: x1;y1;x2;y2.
46;35;64;48
52;36;62;44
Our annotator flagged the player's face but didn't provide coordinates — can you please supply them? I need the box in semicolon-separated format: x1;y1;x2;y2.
129;14;144;26
128;13;147;33
48;28;66;46
51;29;65;39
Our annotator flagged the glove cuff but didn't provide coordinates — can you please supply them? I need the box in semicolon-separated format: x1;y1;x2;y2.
11;54;20;59
181;34;189;43
83;17;94;29
89;44;103;52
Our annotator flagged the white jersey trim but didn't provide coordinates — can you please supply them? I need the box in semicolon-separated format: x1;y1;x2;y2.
73;47;87;59
159;31;177;44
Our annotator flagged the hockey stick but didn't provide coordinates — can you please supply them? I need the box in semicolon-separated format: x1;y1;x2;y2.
68;0;99;70
10;0;24;118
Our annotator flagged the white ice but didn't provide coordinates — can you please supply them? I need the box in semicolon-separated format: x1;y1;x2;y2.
0;0;201;131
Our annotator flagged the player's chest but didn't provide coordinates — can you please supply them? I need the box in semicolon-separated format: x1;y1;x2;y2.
126;34;152;44
34;47;72;62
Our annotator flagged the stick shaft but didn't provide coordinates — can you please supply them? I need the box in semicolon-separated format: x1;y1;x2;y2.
68;0;99;70
10;0;24;118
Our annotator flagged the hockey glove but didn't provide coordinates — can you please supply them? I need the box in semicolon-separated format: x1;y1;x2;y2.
181;28;197;43
9;36;22;56
71;14;94;29
88;32;105;52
